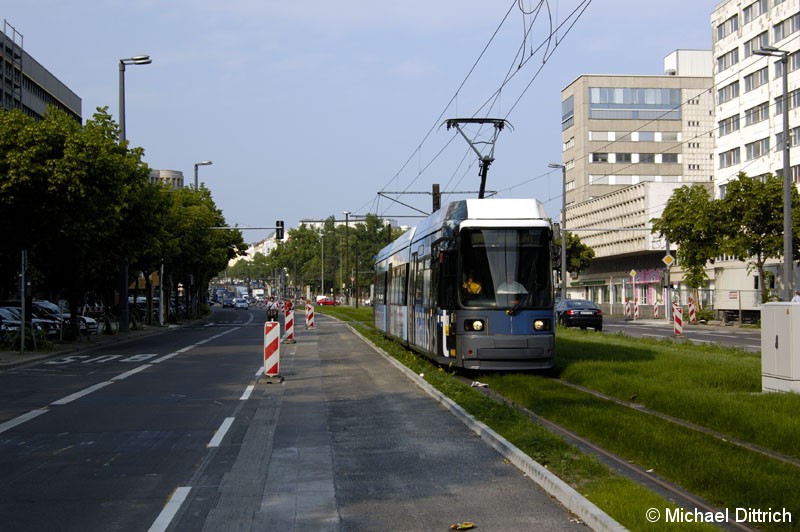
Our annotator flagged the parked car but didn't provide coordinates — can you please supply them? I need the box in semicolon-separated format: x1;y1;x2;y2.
33;300;98;335
555;299;603;331
222;296;235;308
317;297;338;306
0;307;60;338
233;297;249;310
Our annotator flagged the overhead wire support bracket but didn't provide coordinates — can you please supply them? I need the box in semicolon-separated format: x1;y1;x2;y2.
444;118;512;199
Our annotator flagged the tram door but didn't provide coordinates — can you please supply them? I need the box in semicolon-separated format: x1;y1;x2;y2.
409;252;418;348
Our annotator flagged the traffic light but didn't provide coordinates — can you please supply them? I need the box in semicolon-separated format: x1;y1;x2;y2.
276;220;284;240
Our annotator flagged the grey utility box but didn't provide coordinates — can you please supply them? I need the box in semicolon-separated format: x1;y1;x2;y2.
761;303;800;393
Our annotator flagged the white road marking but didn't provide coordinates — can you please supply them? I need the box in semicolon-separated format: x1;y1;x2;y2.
0;409;48;434
207;417;235;447
147;486;191;532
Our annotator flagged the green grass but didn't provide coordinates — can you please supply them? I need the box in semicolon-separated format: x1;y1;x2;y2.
319;306;800;531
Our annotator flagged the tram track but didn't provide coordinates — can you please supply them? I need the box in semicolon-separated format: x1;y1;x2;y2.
453;374;761;532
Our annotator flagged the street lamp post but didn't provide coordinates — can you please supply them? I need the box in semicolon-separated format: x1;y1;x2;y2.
320;233;324;298
548;163;568;301
343;211;350;305
194;160;213;190
754;46;793;300
118;55;151;333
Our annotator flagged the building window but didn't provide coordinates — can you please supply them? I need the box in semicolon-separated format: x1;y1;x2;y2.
661;131;680;142
719;148;740;169
562;95;574;131
588;87;682;120
744;102;769;126
717;14;739;41
776;126;800;150
743;0;767;24
562;136;574;151
743;31;769;58
662;153;679;164
717;48;740;72
744;67;769;92
773;12;800;42
591;153;609;163
718;114;740;136
615;153;632;163
718;81;740;104
639;153;655;164
775;88;800;115
745;137;770;160
638;131;656;141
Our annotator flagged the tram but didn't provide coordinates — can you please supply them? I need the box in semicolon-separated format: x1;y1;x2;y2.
374;198;556;371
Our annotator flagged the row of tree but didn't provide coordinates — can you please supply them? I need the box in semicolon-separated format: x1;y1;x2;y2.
652;173;800;303
223;215;404;301
0;107;245;331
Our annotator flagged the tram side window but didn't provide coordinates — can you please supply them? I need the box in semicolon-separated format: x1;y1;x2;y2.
374;271;387;305
389;264;408;305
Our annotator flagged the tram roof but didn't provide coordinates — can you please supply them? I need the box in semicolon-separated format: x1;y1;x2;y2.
375;198;551;261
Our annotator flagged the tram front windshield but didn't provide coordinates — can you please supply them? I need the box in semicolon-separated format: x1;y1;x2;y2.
460;228;553;309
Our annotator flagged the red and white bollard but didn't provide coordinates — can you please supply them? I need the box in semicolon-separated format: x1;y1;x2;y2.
624;298;631;319
263;321;282;380
283;308;295;344
305;301;315;329
653;302;659;319
673;304;683;336
634;297;640;320
688;297;697;324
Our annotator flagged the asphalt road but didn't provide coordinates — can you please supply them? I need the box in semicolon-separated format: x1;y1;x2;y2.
0;308;598;532
602;316;761;353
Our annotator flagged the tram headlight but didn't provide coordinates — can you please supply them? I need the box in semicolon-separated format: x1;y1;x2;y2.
533;319;549;331
464;319;485;332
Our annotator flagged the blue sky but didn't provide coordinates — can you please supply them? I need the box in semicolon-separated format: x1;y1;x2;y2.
6;1;714;243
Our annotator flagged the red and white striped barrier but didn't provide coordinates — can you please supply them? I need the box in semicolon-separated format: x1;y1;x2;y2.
264;321;281;379
305;301;315;329
624;298;631;318
653;302;659;319
688;297;697;324
283;308;295;344
634;297;640;320
673;304;683;336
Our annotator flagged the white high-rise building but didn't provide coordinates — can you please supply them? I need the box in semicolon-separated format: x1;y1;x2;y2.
710;0;799;311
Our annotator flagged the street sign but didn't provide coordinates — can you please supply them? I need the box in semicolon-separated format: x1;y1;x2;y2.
629;269;637;278
662;254;675;267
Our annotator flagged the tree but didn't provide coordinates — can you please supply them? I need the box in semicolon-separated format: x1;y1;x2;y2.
651;184;720;290
718;173;800;303
565;232;594;276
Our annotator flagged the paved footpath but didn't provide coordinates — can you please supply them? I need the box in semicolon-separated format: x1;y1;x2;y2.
172;316;620;532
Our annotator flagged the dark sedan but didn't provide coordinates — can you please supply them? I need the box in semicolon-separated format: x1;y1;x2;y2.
555;299;603;331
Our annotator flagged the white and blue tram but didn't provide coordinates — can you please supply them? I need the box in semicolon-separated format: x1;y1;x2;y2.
374;198;556;371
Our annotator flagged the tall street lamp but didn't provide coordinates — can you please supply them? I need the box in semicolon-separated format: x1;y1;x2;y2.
194;160;213;189
343;211;350;304
754;45;793;300
548;163;568;302
118;54;151;333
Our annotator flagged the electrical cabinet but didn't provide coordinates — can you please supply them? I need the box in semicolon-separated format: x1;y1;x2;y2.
761;303;800;393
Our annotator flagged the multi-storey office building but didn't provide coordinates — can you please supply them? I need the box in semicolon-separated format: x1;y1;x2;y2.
1;20;81;122
558;51;714;315
711;0;799;308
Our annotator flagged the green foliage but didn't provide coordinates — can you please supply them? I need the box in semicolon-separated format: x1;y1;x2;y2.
0;106;242;319
229;213;398;297
565;231;594;275
653;175;800;297
651;184;719;289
